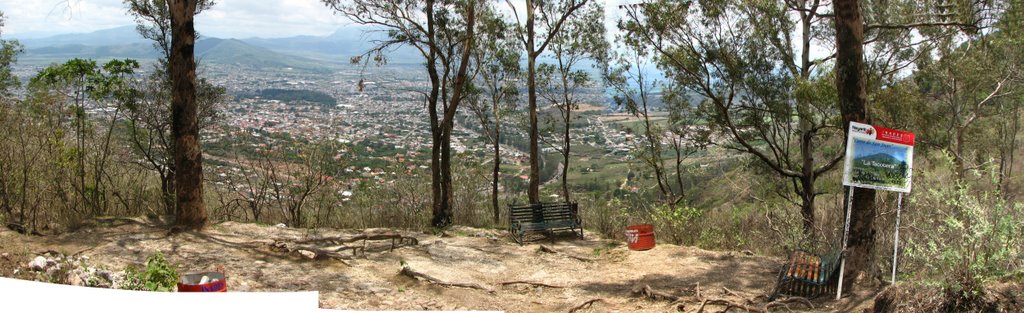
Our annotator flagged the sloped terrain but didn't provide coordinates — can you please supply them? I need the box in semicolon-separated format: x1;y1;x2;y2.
0;218;879;312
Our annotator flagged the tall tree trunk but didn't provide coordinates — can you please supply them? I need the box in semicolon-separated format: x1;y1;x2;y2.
492;118;501;224
526;0;540;204
424;0;446;228
673;137;686;201
561;106;571;202
431;0;475;228
799;176;815;234
429;103;443;227
834;0;875;292
799;101;816;235
438;128;453;226
168;0;206;230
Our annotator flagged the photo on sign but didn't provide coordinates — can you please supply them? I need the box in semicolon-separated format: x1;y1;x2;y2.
847;138;911;190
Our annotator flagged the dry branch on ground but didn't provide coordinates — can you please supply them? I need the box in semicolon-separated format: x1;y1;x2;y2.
538;245;596;262
500;280;566;288
399;265;494;293
568;298;605;312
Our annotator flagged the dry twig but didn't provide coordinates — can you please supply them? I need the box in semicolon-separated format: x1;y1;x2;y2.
765;296;814;311
722;286;740;298
632;284;682;302
400;265;494;293
538;245;596;262
500;280;566;288
697;298;765;313
568;298;604;313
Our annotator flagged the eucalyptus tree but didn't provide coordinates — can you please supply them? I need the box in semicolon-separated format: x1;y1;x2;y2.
324;0;479;228
605;30;702;206
125;0;221;224
466;5;521;223
123;0;222;218
505;0;590;204
835;0;1009;291
29;59;141;218
166;0;211;229
0;11;19;99
535;2;606;202
619;1;844;234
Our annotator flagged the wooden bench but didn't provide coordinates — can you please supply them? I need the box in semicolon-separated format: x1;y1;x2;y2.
769;245;843;300
508;202;583;245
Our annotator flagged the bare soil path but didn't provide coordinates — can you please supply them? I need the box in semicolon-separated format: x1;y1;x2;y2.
0;219;876;312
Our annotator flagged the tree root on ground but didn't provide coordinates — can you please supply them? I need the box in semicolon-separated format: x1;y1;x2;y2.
271;232;418;263
632;284;682;302
696;298;766;313
630;284;814;312
500;280;566;288
294;232;419;249
537;245;596;262
399;265;494;293
568;298;604;313
764;296;814;312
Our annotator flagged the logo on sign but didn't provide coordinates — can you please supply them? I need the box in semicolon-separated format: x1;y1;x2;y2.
851;124;873;135
625;230;639;244
201;281;225;292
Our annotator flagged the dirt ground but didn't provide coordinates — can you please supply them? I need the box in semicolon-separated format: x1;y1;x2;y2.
0;218;880;312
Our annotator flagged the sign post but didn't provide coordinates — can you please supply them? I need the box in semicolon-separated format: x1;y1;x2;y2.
836;186;854;300
891;193;903;283
838;122;914;299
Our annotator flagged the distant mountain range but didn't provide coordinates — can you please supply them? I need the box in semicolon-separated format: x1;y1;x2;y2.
12;25;421;70
855;153;899;164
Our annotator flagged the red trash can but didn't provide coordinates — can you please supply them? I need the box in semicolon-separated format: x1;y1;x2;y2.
625;224;656;251
177;272;227;292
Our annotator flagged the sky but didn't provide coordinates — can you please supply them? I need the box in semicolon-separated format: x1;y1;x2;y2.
2;0;354;39
0;0;627;39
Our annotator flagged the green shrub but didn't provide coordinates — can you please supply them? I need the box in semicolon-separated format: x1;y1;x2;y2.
903;155;1023;300
121;252;179;292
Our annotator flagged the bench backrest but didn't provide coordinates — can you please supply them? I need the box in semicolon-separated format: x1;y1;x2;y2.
818;246;843;282
509;202;578;224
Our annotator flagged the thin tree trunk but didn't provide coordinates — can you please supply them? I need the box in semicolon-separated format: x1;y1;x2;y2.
673;137;686;201
169;0;206;230
834;0;875;292
799;102;816;235
492;119;501;224
799;176;815;234
561;106;571;202
526;0;540;204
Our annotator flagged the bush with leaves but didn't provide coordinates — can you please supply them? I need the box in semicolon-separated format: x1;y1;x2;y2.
903;154;1024;303
121;252;179;292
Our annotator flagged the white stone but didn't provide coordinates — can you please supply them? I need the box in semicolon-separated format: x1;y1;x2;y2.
298;250;317;259
28;256;46;271
275;223;287;228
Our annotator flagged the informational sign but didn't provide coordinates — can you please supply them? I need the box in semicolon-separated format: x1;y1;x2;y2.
842;122;915;193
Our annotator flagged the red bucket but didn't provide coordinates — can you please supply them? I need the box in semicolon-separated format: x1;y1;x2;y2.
177;272;227;292
625;224;655;251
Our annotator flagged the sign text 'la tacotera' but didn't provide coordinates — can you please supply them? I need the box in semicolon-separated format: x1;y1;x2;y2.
842;122;915;193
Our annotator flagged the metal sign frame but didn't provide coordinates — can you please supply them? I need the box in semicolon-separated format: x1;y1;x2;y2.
837;122;914;299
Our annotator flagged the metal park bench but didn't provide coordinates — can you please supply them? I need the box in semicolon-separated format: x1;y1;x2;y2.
770;245;843;300
508;202;583;245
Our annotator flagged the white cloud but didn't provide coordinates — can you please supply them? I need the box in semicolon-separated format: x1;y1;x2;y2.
0;0;626;40
1;0;132;37
0;0;351;39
